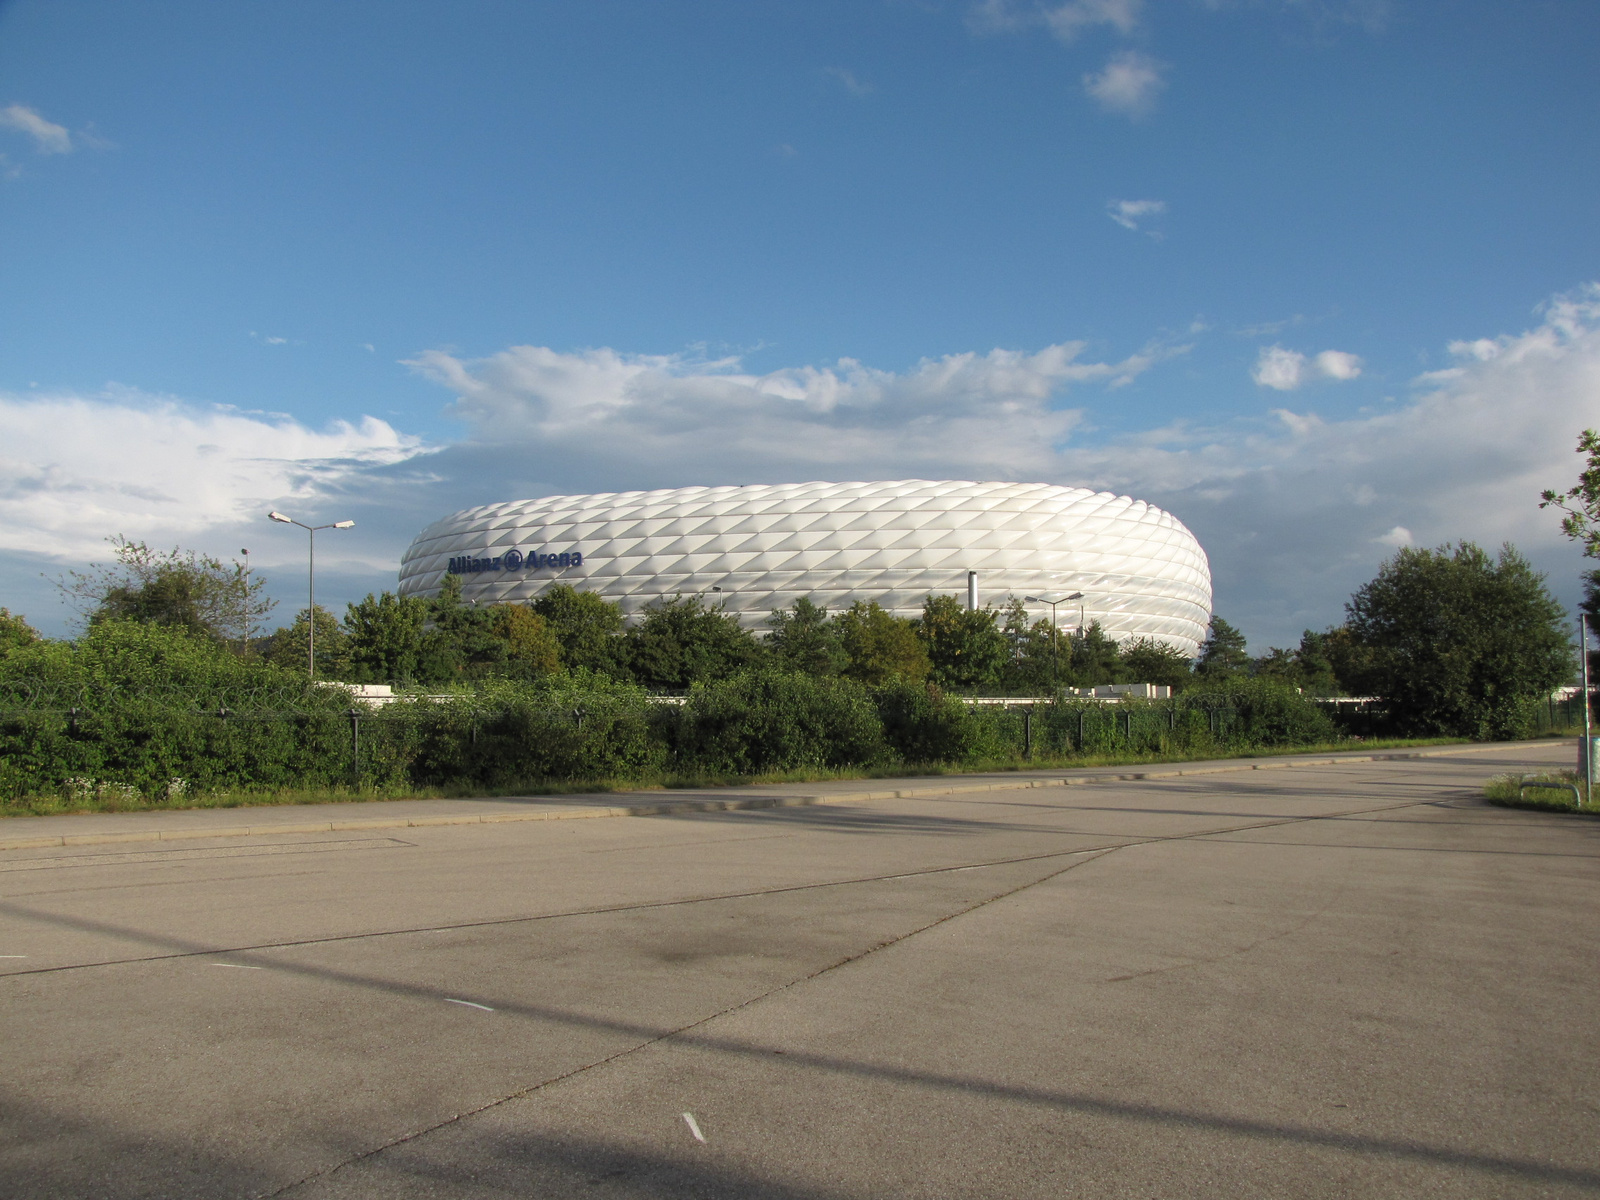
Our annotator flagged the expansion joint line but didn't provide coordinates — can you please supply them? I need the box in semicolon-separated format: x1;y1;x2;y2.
1;795;1441;980
262;792;1445;1197
262;845;1119;1198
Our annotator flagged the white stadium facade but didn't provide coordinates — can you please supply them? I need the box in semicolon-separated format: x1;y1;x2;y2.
397;479;1213;655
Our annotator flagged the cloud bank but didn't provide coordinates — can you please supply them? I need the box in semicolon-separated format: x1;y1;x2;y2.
0;390;428;560
5;287;1598;649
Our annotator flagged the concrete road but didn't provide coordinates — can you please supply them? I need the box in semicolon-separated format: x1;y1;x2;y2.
1;743;1595;1198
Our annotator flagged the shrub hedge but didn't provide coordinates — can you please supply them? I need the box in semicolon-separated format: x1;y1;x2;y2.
0;622;1368;805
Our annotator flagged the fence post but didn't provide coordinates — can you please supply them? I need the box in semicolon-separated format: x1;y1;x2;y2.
348;709;360;786
1077;709;1085;750
1023;709;1033;760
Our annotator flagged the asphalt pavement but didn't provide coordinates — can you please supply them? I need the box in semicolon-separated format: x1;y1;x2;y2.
1;741;1595;1198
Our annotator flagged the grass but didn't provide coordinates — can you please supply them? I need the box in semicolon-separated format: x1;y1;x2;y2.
0;734;1527;820
1484;768;1599;815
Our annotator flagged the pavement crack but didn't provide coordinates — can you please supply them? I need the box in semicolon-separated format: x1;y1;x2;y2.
259;846;1119;1197
0;795;1440;981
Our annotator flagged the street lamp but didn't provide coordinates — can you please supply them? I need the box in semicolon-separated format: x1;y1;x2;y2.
268;511;355;678
1026;592;1085;692
240;548;251;656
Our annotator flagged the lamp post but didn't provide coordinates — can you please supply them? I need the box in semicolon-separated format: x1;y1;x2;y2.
240;548;251;656
1584;612;1594;804
1026;592;1084;692
267;511;354;678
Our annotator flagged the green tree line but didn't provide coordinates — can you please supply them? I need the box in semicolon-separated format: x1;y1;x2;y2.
4;503;1585;742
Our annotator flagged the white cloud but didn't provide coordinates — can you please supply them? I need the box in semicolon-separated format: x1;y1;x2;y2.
971;0;1142;39
402;284;1600;647
404;341;1154;490
0;389;429;559
1312;349;1362;380
1083;51;1166;117
0;105;72;154
822;67;872;96
1108;198;1165;231
8;285;1598;649
1252;344;1363;389
1061;285;1600;642
1044;0;1143;40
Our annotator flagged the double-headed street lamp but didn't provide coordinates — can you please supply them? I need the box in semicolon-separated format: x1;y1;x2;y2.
1025;591;1085;691
267;511;354;678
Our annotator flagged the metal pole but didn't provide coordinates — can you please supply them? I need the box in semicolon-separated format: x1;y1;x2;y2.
308;526;316;679
1583;613;1592;805
240;548;250;656
1050;599;1059;692
967;570;977;612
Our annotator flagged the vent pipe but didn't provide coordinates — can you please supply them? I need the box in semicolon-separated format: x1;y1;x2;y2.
967;570;978;611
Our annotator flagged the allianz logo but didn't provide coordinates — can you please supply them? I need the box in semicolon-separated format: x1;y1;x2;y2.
447;549;583;575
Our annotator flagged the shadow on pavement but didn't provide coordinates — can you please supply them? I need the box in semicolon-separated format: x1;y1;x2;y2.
5;903;1598;1192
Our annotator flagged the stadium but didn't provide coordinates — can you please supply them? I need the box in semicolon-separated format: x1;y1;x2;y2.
398;479;1212;654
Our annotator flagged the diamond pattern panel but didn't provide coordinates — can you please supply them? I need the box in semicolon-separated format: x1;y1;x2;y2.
397;479;1213;654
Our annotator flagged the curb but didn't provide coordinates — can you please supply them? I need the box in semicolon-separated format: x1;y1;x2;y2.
0;741;1566;853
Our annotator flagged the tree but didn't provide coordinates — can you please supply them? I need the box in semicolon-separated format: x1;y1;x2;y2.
917;594;1008;692
1120;637;1193;690
412;574;525;683
532;584;627;675
262;606;350;677
626;594;761;690
1540;428;1600;558
0;609;40;657
1541;431;1600;691
1252;647;1299;684
344;591;430;683
1195;616;1249;682
998;597;1066;694
486;603;562;677
834;601;931;686
56;536;273;648
1066;621;1120;686
1344;542;1572;739
1289;629;1343;694
766;597;846;677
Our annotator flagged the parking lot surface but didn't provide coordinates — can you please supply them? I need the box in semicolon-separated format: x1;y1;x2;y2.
1;743;1595;1198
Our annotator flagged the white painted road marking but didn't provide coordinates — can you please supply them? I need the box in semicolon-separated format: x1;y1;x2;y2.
445;998;494;1011
209;963;264;970
682;1112;706;1143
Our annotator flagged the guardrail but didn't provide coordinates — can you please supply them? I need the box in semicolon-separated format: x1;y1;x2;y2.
1519;775;1584;807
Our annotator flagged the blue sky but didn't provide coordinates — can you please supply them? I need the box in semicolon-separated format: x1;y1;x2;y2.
2;0;1598;649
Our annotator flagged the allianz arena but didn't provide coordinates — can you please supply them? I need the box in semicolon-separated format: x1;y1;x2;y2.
398;480;1213;654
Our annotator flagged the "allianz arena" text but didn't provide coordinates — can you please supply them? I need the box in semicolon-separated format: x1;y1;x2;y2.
446;549;584;574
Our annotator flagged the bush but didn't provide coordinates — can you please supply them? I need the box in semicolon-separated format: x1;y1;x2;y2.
1212;677;1339;747
399;671;663;787
670;668;887;774
872;678;987;763
0;620;366;799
